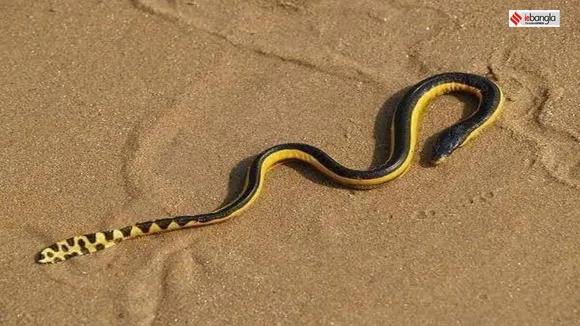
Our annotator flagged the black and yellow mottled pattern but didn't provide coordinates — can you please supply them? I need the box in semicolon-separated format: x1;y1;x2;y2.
36;72;504;264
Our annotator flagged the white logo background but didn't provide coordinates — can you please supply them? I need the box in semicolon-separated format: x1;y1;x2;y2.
509;10;560;28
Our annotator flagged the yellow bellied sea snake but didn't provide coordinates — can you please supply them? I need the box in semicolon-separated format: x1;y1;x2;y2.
37;72;504;264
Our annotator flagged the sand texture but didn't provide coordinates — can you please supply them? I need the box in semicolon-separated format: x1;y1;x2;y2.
1;0;579;324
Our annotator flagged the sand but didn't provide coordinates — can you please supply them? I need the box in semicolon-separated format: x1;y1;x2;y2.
1;0;579;324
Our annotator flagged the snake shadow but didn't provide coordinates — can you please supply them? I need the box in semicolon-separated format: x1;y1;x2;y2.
217;86;481;207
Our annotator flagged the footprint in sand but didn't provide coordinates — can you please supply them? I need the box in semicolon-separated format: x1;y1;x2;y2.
412;188;503;220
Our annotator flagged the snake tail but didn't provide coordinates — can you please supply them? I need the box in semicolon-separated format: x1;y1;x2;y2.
36;217;210;263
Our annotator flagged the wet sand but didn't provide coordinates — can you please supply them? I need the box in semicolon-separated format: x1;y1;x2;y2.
1;0;579;324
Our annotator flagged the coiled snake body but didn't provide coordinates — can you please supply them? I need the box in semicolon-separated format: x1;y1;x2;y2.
37;72;504;264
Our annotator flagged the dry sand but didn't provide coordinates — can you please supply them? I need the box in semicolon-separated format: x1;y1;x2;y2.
1;0;579;324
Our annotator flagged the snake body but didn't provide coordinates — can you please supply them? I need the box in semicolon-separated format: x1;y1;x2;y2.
37;72;504;264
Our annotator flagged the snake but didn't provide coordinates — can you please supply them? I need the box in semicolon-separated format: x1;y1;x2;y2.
36;72;504;264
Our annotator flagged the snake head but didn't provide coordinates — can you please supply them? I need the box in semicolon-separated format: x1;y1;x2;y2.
431;126;468;165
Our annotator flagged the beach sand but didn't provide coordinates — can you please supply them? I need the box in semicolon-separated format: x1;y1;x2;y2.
1;0;579;324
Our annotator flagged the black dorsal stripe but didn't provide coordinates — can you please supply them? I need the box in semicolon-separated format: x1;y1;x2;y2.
175;216;192;227
136;221;153;233
155;218;173;230
103;230;114;241
120;226;132;237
